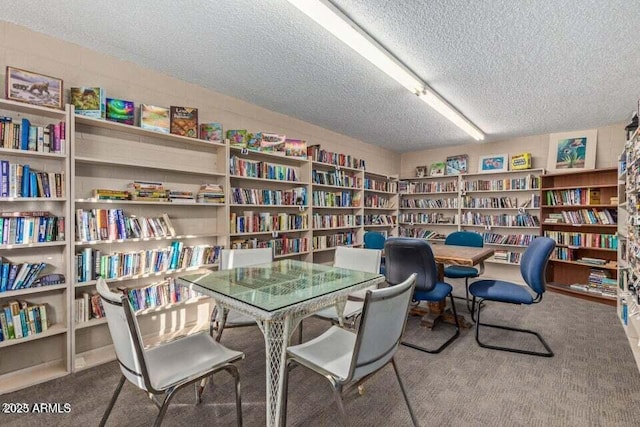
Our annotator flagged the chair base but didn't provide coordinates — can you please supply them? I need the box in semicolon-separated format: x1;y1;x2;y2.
401;294;460;354
474;299;553;357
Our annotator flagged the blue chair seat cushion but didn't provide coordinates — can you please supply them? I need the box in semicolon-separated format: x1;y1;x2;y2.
469;280;534;305
444;265;479;279
414;282;453;302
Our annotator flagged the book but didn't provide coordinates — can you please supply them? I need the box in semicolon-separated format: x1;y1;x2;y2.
199;122;223;143
510;152;531;170
70;87;106;119
227;130;248;148
284;139;307;158
106;98;135;125
170;106;198;138
140;104;170;133
258;132;286;153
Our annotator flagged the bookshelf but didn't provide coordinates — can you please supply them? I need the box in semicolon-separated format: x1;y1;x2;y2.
363;171;399;238
540;168;618;305
229;147;312;262
70;111;227;372
618;129;640;372
0;100;72;394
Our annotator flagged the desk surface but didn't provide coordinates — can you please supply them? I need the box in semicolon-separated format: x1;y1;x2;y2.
178;259;383;313
431;245;494;266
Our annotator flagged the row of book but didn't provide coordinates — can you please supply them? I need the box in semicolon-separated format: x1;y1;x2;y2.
74;292;104;323
463;175;540;191
123;278;201;312
307;145;366;170
0;212;65;245
229;212;308;234
364;194;393;209
363;215;397;226
312;214;361;229
75;210;175;242
544;209;616;225
231;187;307;206
313;232;357;250
75;244;222;283
0;261;49;292
543;231;618;250
312;170;360;188
462;195;540;209
312;190;359;208
0;301;49;342
364;178;397;193
401;197;458;209
399;180;458;194
481;232;537;246
0;117;66;154
229;237;310;257
544;188;601;206
587;269;617;297
399;227;446;240
492;250;522;264
399;213;458;225
460;213;540;227
230;156;299;182
0;162;65;198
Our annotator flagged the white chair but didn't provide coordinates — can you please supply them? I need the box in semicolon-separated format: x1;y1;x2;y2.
281;273;419;426
211;248;273;340
312;246;382;326
96;278;244;427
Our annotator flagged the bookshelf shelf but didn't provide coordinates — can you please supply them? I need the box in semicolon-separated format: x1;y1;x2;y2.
0;147;66;159
460;207;538;211
0;324;67;349
0;360;68;395
75;198;224;206
543;184;618;191
400;207;458;210
549;258;618;270
313;244;362;253
486;259;520;266
229;146;308;165
364;207;397;211
364;188;396;195
311;183;360;191
400;191;458;196
0;197;66;202
313;226;360;231
311;161;363;173
0;284;67;298
463;189;538;194
0;98;67;119
0;241;68;250
547;282;616;305
230;229;309;237
461;224;539;229
363;224;397;228
74;263;219;287
74;233;222;246
75;317;107;330
274;251;311;259
312;206;360;210
230;175;308;185
229;203;307;208
75;156;225;177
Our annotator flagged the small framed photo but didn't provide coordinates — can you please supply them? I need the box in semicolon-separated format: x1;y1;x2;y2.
478;154;509;173
415;165;427;178
5;66;63;109
429;162;446;176
446;154;469;175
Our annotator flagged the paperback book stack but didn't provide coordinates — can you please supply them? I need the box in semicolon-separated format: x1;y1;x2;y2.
168;190;195;204
92;189;129;201
128;181;169;202
587;269;617;297
197;184;224;204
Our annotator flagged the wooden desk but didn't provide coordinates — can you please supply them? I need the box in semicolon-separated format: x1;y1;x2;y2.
411;245;494;329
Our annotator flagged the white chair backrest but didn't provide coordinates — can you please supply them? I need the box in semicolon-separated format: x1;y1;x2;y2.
220;248;273;270
350;273;416;381
96;278;148;390
333;247;381;274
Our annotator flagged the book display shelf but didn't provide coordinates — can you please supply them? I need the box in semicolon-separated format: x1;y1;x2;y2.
0;100;71;394
540;167;618;305
229;146;312;262
363;171;399;238
70;111;228;372
618;129;640;371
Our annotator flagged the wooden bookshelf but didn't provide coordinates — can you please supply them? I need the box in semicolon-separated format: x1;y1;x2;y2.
540;167;618;305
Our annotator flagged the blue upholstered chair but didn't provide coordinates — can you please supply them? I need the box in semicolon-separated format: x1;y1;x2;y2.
468;237;555;357
364;231;386;275
385;237;460;354
444;231;484;310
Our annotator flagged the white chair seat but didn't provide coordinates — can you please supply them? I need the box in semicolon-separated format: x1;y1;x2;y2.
287;326;355;381
346;285;378;301
313;300;364;322
146;332;244;390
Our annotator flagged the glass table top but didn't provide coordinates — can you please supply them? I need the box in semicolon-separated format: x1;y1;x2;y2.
178;259;383;312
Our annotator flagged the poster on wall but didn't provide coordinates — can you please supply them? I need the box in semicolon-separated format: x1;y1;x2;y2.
445;154;468;175
478;154;508;173
546;129;597;172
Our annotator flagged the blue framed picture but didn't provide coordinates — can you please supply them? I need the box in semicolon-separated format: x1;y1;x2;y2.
478;154;508;173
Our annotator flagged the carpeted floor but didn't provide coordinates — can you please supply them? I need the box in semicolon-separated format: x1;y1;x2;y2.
2;289;640;426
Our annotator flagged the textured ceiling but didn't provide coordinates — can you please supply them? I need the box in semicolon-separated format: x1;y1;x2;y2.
1;0;638;152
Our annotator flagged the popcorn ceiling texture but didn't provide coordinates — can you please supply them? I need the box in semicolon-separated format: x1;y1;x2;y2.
1;0;637;152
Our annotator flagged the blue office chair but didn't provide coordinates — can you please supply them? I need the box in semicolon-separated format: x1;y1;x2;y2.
385;237;460;354
468;237;555;357
443;231;484;310
364;231;386;275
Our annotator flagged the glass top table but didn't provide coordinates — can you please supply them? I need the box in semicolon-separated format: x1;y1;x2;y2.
176;259;385;427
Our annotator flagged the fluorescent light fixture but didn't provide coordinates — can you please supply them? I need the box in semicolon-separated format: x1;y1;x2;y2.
286;0;485;141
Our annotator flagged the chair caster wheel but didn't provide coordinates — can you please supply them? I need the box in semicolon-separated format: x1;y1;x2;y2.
358;385;366;395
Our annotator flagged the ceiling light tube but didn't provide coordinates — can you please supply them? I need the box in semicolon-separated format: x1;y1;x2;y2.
286;0;424;93
418;89;485;141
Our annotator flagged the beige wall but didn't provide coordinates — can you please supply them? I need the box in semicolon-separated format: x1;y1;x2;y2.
0;22;401;176
400;122;626;178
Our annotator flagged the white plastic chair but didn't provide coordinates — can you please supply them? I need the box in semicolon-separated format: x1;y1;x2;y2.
96;278;244;427
281;273;419;426
210;248;273;340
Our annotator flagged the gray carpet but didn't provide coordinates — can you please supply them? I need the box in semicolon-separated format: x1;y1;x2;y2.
2;289;640;426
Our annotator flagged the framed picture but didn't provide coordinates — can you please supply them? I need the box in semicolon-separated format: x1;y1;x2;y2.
429;162;446;176
446;154;469;175
547;129;597;172
5;66;63;109
415;165;427;178
478;154;508;173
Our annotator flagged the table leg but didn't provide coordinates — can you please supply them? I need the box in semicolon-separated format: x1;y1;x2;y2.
334;298;347;327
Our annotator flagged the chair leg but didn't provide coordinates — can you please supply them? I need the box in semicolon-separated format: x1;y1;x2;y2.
464;278;475;315
221;365;243;427
153;388;178;427
297;321;303;344
280;361;291;427
99;375;126;427
401;293;460;354
475;299;553;357
391;358;420;427
330;382;348;427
